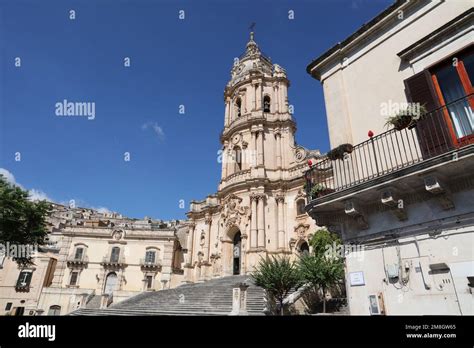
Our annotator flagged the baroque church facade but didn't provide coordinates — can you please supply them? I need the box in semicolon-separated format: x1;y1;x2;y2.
183;33;320;282
0;33;320;316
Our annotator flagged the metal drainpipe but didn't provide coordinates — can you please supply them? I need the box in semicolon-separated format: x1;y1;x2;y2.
449;269;463;315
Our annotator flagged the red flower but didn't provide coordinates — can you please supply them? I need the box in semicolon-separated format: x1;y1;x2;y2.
368;130;374;138
307;159;312;167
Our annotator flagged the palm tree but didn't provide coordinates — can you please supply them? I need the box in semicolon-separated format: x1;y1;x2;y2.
251;256;303;315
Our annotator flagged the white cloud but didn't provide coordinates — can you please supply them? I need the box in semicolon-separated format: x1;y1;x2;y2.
0;168;18;186
27;189;51;202
0;168;51;202
1;168;114;213
94;206;112;214
141;122;165;140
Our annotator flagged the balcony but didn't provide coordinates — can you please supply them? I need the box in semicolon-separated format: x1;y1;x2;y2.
100;255;127;268
66;254;89;268
139;258;161;271
305;95;474;231
15;283;30;292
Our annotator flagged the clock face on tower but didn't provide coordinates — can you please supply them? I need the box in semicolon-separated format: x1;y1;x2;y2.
232;134;241;145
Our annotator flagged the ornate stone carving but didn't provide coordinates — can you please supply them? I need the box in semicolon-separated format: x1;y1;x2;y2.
294;223;310;240
220;194;250;228
199;231;205;246
275;194;285;203
294;146;307;163
112;230;123;241
295;189;306;200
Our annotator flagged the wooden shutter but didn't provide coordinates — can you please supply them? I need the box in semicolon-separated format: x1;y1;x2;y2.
404;70;453;158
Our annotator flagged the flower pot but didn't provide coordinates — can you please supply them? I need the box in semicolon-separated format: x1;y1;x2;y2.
393;116;412;131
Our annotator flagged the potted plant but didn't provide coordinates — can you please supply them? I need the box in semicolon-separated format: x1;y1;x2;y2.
385;105;427;131
326;143;354;161
310;183;335;199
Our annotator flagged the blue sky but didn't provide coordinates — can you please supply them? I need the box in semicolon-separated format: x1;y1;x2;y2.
0;0;392;219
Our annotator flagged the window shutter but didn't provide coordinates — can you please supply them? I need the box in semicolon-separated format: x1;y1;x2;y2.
25;272;33;286
404;70;453;158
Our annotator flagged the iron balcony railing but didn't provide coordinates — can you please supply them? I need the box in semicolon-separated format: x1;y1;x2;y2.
139;258;161;269
66;254;89;265
305;94;473;200
101;254;127;266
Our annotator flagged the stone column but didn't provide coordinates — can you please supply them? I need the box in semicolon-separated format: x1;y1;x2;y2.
251;131;257;168
250;194;258;248
276;131;282;168
227;147;233;176
274;84;280;113
224;99;230;126
186;223;195;264
276;195;285;250
221;142;228;179
281;84;288;113
257;129;264;166
161;242;174;289
253;83;257;111
204;216;212;262
230;98;234;122
257;194;265;248
256;83;262;111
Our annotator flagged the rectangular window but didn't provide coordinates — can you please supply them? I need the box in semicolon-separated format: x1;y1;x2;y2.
110;247;120;263
430;47;474;145
5;302;12;311
16;271;32;289
145;251;156;264
69;271;78;286
74;248;84;260
146;276;153;289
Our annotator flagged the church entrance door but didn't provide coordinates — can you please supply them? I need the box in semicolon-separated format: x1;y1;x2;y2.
233;231;241;275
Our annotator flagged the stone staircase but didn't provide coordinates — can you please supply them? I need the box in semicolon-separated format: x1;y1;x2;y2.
85;295;102;309
69;275;266;316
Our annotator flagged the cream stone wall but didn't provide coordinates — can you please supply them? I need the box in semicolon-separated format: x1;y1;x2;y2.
345;226;473;315
0;253;56;316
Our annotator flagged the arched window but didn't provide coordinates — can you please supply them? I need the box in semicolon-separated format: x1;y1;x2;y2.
235;98;242;117
48;305;61;316
299;242;310;256
233;146;242;172
296;199;306;216
110;247;120;263
263;95;271;113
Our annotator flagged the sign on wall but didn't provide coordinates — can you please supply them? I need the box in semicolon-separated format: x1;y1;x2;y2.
349;271;365;286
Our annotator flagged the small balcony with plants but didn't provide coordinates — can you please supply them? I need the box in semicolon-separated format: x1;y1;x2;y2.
304;94;474;231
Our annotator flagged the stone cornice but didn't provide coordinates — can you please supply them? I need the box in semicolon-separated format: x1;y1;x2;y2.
220;117;296;143
60;226;177;241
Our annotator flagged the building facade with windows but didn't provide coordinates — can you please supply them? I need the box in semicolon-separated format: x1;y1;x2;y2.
0;204;187;316
305;0;473;315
